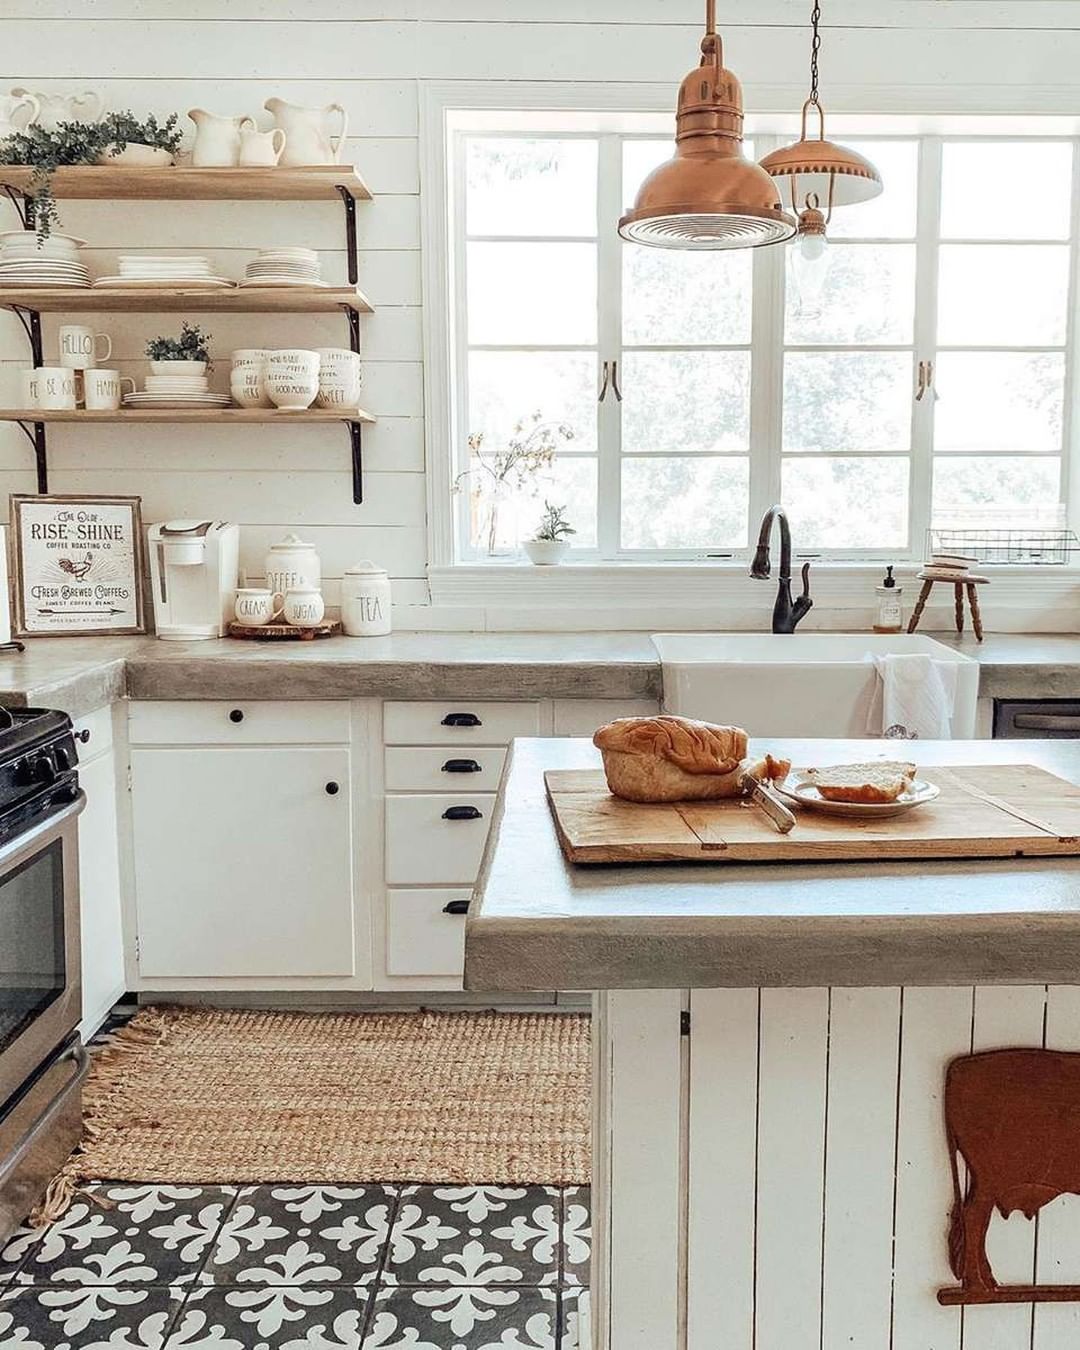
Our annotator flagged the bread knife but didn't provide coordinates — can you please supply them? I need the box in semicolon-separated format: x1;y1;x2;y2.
740;774;797;834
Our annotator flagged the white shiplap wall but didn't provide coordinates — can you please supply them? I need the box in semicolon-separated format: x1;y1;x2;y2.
3;1;1080;623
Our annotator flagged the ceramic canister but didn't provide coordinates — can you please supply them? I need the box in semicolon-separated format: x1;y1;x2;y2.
282;586;324;628
341;560;391;636
264;532;321;595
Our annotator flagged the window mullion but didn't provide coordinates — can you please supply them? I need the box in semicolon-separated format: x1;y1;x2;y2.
910;135;943;561
1063;139;1080;533
597;133;622;559
750;133;785;536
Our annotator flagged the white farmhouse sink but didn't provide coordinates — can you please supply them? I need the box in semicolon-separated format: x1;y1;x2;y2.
652;632;979;739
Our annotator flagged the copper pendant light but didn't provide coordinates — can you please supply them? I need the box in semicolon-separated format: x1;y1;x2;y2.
758;0;882;234
618;0;796;250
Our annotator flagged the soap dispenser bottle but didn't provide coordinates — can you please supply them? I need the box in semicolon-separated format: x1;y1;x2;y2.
874;565;903;634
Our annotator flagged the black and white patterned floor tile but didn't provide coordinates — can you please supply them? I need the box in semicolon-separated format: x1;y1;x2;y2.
558;1190;590;1288
0;1280;186;1348
363;1284;559;1349
199;1186;398;1290
175;1283;373;1348
382;1186;561;1289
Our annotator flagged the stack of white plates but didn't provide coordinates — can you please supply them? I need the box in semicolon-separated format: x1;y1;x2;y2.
241;247;326;288
95;254;234;290
0;232;91;288
124;371;231;410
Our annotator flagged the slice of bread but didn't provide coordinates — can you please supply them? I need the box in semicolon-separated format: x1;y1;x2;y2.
802;761;917;804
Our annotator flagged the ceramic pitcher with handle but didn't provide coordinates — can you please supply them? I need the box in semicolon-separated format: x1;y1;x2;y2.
188;109;256;167
12;88;102;132
263;98;348;165
0;91;39;140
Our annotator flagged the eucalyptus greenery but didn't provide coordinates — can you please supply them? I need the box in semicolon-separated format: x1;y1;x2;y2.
0;112;182;240
533;501;576;542
146;321;213;369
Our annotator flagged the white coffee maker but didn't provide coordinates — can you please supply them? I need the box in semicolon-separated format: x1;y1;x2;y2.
148;520;239;640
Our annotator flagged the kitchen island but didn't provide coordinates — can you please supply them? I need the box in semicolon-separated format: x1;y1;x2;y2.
466;737;1080;1350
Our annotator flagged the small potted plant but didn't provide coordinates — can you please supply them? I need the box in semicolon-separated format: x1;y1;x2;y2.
145;321;213;375
524;501;576;565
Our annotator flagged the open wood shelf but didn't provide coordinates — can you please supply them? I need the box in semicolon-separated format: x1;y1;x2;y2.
0;407;375;425
0;164;371;201
0;285;373;314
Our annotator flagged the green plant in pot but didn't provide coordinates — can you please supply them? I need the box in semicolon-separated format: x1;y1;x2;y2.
0;111;182;241
524;501;576;566
146;321;213;375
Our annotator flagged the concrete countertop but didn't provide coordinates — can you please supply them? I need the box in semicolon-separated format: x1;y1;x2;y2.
3;630;1080;720
465;736;1080;992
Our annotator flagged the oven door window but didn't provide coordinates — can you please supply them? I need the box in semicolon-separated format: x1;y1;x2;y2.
0;840;64;1055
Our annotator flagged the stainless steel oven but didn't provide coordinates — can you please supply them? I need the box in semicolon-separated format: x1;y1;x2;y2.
0;709;87;1240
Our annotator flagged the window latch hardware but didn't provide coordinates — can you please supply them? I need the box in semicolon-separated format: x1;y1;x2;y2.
611;359;623;402
598;360;610;403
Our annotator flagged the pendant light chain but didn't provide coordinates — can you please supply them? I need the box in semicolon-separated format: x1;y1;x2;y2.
808;0;822;106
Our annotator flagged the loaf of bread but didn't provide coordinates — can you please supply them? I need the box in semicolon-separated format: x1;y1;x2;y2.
802;761;916;804
593;714;789;803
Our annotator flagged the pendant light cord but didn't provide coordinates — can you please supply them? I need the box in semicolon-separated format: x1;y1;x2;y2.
808;0;822;105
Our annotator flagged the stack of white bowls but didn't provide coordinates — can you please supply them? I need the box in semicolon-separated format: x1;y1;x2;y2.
231;349;324;411
313;347;362;409
241;248;325;289
0;231;91;288
230;349;273;409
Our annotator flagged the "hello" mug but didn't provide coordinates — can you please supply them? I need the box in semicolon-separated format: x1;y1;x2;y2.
59;325;112;371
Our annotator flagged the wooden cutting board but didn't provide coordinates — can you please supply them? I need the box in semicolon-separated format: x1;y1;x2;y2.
544;764;1080;865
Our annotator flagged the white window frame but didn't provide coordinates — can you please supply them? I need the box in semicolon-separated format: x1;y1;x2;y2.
421;83;1080;600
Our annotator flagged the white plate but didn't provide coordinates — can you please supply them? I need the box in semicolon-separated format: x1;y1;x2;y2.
0;264;89;275
93;276;235;289
775;775;941;820
125;397;232;409
239;277;330;288
0;278;91;288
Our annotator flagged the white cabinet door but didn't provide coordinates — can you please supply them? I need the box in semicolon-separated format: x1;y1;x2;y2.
131;746;354;979
77;749;125;1035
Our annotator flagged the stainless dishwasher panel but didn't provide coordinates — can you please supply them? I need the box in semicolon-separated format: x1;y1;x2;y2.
993;700;1080;738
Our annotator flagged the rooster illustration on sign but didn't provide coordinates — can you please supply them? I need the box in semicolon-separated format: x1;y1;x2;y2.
57;552;93;581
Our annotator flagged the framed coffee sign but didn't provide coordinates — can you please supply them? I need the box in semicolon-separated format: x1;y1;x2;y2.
10;495;147;637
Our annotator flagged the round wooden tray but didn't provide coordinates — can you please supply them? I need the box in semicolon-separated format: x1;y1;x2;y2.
226;618;341;641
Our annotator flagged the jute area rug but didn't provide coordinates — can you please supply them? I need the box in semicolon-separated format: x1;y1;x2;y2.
41;1005;590;1220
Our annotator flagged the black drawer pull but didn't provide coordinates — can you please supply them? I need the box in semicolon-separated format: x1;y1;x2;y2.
442;805;483;821
441;712;482;727
443;899;470;916
75;728;91;744
325;781;340;795
442;758;482;774
228;709;244;724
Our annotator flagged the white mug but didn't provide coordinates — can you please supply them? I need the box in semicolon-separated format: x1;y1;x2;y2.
35;367;79;410
282;587;324;628
19;369;39;409
59;325;111;371
239;127;286;166
234;588;284;626
83;368;135;411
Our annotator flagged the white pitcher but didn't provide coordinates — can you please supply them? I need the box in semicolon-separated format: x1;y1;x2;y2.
264;98;348;166
12;88;102;132
0;91;39;140
187;109;256;167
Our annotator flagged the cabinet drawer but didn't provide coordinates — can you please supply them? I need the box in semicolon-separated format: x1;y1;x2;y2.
385;793;495;885
383;701;540;746
385;888;468;977
129;700;350;746
73;705;114;763
384;746;507;792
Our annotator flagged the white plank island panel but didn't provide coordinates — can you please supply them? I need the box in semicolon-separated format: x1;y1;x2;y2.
466;736;1080;992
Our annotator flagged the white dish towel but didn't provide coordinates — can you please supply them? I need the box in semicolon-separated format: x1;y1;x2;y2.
867;653;959;740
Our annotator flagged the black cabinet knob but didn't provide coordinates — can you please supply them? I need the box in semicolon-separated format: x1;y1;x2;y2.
228;709;244;724
442;758;482;774
325;781;340;795
442;899;470;915
442;804;482;821
74;728;91;744
441;712;481;728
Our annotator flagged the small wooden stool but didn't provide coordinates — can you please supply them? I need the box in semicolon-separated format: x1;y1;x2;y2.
907;568;988;642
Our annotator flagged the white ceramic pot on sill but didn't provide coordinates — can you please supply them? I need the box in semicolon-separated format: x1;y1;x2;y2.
524;539;570;566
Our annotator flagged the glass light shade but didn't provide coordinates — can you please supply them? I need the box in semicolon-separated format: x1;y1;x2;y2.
789;232;830;319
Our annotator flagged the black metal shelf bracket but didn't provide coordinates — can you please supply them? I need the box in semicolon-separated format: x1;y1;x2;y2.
15;420;49;494
336;185;359;286
341;304;362;354
348;421;363;505
3;188;33;231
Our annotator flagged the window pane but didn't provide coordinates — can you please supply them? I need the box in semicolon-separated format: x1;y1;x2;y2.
467;242;596;344
937;245;1069;346
933;457;1063;529
468;351;596;455
462;452;597;554
621;457;748;549
934;352;1065;453
785;244;915;344
783;352;911;452
828;140;918;239
622;351;750;453
466;138;598;237
941;142;1073;240
782;458;909;549
623;247;751;345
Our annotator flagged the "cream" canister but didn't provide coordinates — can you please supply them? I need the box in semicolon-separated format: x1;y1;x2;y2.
341;560;391;636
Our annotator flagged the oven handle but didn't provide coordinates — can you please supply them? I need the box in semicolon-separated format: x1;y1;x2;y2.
0;1040;90;1191
0;791;85;873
